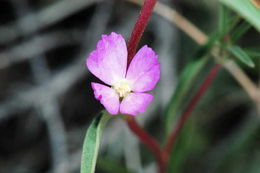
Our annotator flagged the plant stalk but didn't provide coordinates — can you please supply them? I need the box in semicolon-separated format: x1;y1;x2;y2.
127;0;157;66
126;117;166;173
164;63;222;157
125;0;165;172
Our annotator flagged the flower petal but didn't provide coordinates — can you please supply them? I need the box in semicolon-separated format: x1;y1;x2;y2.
87;32;128;85
120;93;153;116
126;45;160;92
91;82;119;115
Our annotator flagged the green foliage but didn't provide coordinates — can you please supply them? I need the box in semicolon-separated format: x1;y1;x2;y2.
81;1;260;173
228;45;255;67
230;21;251;42
217;5;254;68
167;120;194;173
81;111;112;173
244;48;260;58
165;33;220;135
97;157;134;173
218;4;230;36
165;56;208;134
220;0;260;32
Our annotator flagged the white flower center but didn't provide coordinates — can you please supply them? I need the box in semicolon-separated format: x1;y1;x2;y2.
113;79;131;98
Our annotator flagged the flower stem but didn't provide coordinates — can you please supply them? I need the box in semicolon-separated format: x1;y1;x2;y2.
127;0;157;66
164;63;222;156
125;0;165;172
126;117;166;173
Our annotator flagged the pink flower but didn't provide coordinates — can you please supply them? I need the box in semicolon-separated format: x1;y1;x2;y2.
86;32;160;116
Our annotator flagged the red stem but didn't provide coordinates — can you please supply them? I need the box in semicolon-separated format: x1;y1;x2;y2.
125;0;221;168
125;0;166;172
164;64;222;156
127;0;157;66
126;117;166;173
125;0;165;172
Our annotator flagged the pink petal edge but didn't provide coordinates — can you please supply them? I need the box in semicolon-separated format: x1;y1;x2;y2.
120;93;154;116
126;45;160;92
86;32;128;86
91;82;120;115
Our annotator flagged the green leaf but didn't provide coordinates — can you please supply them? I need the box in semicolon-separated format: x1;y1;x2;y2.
165;56;208;134
164;33;220;135
220;0;260;32
194;31;220;57
244;48;260;58
218;4;230;35
167;120;193;173
81;111;112;173
167;116;208;173
228;16;242;33
231;21;251;42
228;45;255;67
97;157;134;173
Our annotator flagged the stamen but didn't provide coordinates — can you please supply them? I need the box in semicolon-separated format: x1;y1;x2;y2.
113;79;132;98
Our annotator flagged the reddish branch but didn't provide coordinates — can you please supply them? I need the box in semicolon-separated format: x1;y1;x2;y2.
164;64;222;155
125;0;165;172
127;0;157;65
125;63;221;172
125;0;221;172
126;117;166;173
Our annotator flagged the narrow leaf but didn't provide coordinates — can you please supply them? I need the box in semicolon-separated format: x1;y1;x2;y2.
218;4;230;35
81;111;112;173
228;45;255;67
164;33;219;135
97;157;134;173
220;0;260;32
244;48;260;58
167;120;194;173
231;21;251;42
165;56;208;134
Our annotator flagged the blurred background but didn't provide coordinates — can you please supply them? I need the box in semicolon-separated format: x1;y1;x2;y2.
0;0;259;173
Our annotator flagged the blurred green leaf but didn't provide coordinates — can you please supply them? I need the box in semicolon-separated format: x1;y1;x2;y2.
167;120;193;173
228;45;255;67
249;153;260;173
165;33;220;135
194;31;220;57
219;4;230;35
231;21;251;42
220;0;260;32
228;16;242;33
165;56;208;134
81;111;112;173
244;48;260;58
97;157;133;173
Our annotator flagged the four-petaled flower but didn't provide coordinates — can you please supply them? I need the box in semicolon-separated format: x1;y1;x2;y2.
86;32;160;116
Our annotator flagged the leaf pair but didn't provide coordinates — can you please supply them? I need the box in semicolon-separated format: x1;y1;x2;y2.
218;4;255;68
